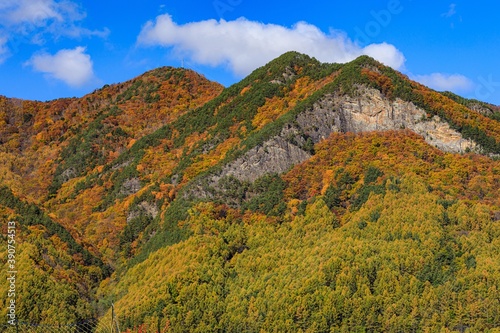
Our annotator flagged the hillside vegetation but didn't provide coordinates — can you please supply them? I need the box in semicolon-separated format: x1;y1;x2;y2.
106;131;500;332
1;52;500;332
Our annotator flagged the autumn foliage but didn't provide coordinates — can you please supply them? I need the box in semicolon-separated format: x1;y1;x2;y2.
1;52;500;331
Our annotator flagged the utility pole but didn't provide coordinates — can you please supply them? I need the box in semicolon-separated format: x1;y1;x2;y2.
111;303;115;333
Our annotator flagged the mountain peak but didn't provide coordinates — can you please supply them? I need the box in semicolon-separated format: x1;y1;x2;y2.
2;52;500;330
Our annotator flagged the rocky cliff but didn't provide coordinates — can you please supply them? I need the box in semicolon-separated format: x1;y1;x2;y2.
298;86;477;153
201;85;478;198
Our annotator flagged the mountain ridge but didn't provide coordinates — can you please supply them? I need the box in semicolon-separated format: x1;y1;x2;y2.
1;52;500;331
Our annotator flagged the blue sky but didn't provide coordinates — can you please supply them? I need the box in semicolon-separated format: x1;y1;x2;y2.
0;0;499;105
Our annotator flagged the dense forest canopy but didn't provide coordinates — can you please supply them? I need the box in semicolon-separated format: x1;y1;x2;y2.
1;52;500;332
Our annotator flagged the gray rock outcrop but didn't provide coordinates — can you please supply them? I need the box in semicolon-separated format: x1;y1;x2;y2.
190;85;479;199
295;86;477;154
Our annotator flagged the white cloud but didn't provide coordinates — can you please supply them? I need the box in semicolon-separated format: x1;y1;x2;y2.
56;26;110;39
0;0;85;28
0;0;108;60
0;35;9;63
137;14;406;77
412;73;474;93
363;43;406;71
442;4;457;18
27;46;94;87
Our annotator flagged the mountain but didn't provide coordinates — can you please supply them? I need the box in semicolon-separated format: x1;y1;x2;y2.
0;67;223;326
1;52;500;332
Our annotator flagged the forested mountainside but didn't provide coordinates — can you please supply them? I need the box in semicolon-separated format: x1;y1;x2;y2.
1;52;500;332
0;67;223;325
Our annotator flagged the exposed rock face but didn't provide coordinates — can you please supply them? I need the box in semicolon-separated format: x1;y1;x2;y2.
469;102;494;117
217;136;311;183
192;85;478;198
296;86;477;153
270;66;297;85
493;211;500;222
127;201;159;223
120;178;141;196
60;167;77;183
